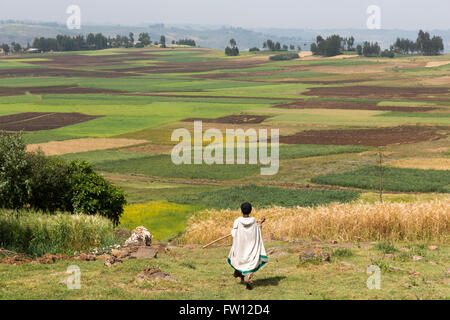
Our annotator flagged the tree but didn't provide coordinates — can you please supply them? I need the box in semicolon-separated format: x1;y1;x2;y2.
160;35;166;48
356;44;363;55
138;32;151;46
311;34;344;57
2;43;10;55
129;32;134;44
229;38;236;47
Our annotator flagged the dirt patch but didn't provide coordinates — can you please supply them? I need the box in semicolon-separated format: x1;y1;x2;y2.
305;85;450;100
182;114;272;124
273;100;438;112
0;85;124;96
120;143;174;155
278;126;448;147
0;112;103;131
27;138;148;156
425;61;450;68
386;158;450;170
422;76;450;86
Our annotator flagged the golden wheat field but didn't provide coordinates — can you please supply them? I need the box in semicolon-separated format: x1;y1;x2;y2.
182;199;450;244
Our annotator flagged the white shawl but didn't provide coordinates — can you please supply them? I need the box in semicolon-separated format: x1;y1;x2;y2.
227;216;268;275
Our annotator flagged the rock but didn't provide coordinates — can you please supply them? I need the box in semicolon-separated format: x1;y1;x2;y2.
270;251;288;258
124;226;152;247
137;268;179;282
129;247;158;259
78;253;96;261
428;245;439;251
299;249;331;263
390;266;404;272
383;253;396;260
444;269;450;275
399;247;410;252
412;255;424;261
104;255;122;268
340;261;355;268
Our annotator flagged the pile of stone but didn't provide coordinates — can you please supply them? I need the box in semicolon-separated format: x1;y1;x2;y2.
104;226;159;267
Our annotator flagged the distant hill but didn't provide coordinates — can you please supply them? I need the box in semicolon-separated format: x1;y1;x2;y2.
0;21;448;52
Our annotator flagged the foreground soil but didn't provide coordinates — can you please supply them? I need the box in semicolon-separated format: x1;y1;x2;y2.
0;241;448;299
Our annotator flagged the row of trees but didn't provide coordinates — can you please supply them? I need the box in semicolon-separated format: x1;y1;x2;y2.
263;39;299;52
310;30;444;58
0;132;126;225
172;38;196;46
2;32;170;53
393;30;444;56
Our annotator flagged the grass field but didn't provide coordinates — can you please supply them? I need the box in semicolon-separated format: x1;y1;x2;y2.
0;241;448;299
0;47;448;300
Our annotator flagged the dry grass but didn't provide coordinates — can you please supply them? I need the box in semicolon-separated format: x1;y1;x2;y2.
27;138;148;155
386;158;450;170
182;200;450;244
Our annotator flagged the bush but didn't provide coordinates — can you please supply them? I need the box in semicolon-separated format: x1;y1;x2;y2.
381;49;395;58
249;47;260;52
0;209;115;256
269;52;299;61
68;161;126;225
0;132;126;225
0;132;32;209
225;46;239;56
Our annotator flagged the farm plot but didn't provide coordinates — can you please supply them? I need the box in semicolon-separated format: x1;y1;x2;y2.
27;138;148;156
311;166;450;193
304;85;450;101
279;125;448;146
0;112;103;131
273;100;439;112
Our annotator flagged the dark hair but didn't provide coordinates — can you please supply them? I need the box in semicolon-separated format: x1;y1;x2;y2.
241;202;252;215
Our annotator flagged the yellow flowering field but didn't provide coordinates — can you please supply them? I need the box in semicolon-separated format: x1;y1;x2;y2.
120;200;197;240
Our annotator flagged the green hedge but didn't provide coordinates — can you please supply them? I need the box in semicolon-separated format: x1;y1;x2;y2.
269;52;299;61
0;210;115;256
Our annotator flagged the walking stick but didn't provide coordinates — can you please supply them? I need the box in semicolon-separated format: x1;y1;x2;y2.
202;234;231;248
202;217;266;249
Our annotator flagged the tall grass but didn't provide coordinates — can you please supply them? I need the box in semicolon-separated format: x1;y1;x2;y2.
182;199;450;244
0;210;115;256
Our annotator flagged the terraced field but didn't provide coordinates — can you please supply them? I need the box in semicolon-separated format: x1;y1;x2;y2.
0;47;449;240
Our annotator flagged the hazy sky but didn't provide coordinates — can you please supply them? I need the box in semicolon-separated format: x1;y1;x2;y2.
1;0;449;30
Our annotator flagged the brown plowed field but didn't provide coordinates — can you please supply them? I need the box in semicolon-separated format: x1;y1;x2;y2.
0;112;103;131
278;126;448;147
305;85;450;100
182;114;272;124
273;100;438;112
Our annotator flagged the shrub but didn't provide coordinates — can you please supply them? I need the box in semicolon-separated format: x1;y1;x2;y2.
225;46;239;56
27;151;72;212
0;132;126;225
68;161;126;225
249;47;260;52
0;132;32;209
0;209;115;256
269;52;299;61
374;241;397;254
